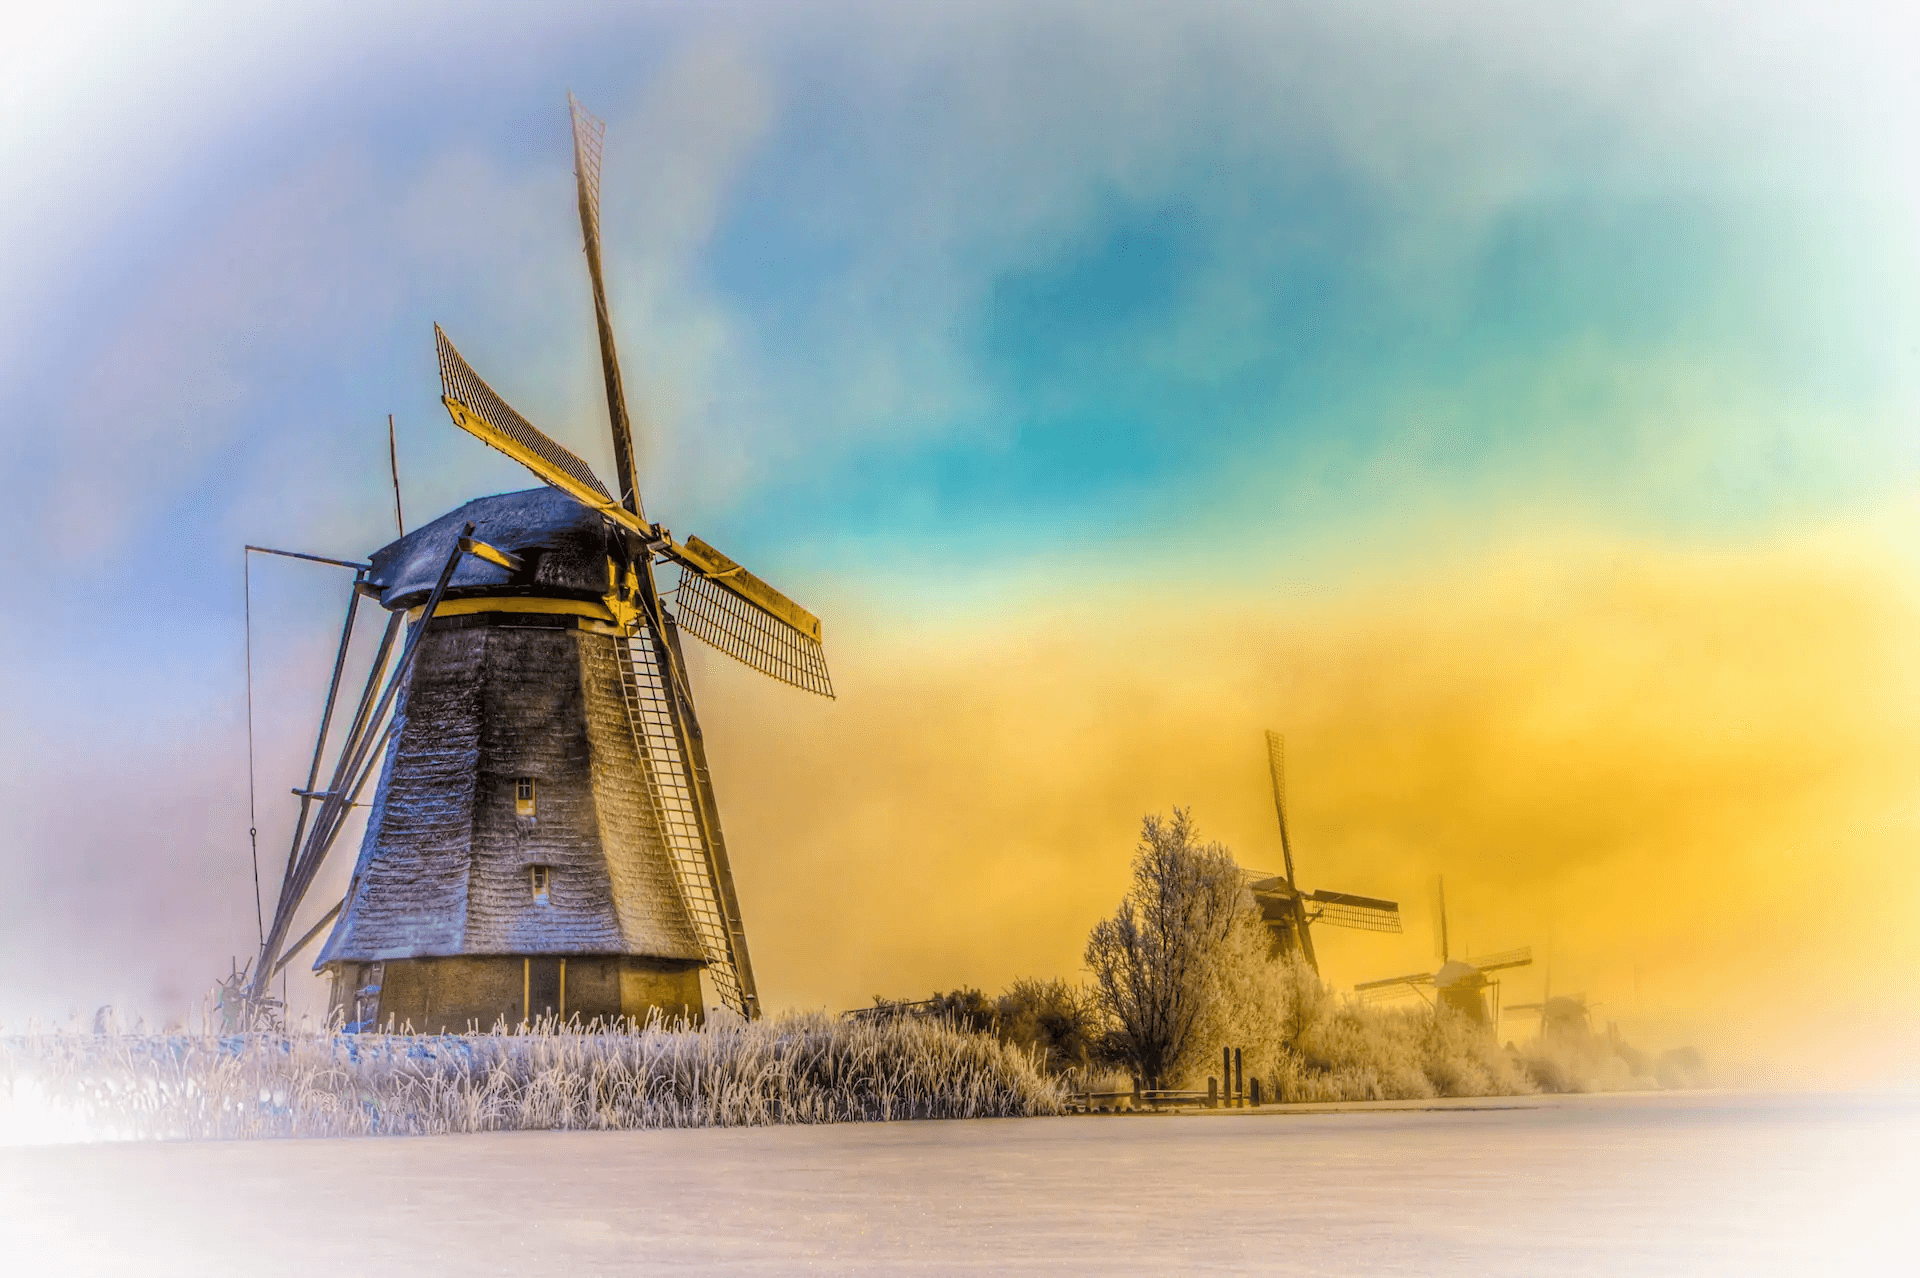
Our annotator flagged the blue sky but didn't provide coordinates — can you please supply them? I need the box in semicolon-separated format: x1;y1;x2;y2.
3;1;1918;1069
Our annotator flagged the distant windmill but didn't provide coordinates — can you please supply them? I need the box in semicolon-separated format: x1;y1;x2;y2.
239;94;833;1029
1245;731;1402;974
1502;946;1595;1045
1502;993;1596;1045
1353;876;1531;1024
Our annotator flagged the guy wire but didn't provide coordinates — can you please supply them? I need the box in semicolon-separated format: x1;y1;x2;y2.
243;550;264;947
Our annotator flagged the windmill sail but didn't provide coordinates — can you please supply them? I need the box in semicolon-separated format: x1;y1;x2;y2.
436;327;834;694
569;92;643;516
1265;729;1296;885
1305;889;1403;933
674;537;835;698
436;326;619;510
1354;970;1436;1002
1463;945;1533;974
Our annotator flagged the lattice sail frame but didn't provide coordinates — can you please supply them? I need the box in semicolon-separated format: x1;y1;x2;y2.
569;93;607;257
436;326;616;506
1354;971;1435;1003
1306;889;1404;935
1464;946;1533;974
674;566;835;697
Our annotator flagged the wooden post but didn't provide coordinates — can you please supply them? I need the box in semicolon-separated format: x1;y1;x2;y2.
1251;1076;1262;1107
1234;1048;1244;1107
1222;1046;1231;1105
1132;1076;1142;1110
1207;1076;1218;1109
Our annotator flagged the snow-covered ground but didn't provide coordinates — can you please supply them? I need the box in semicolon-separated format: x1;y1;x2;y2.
1;1091;1909;1275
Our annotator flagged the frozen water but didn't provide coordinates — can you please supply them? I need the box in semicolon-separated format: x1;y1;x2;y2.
0;1091;1909;1275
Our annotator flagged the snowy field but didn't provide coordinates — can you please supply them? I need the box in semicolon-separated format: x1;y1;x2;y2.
1;1091;1909;1275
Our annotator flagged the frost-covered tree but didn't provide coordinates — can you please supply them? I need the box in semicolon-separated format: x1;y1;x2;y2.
1084;809;1248;1088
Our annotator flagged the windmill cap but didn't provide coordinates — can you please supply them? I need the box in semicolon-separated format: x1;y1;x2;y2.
1433;960;1482;989
367;488;620;611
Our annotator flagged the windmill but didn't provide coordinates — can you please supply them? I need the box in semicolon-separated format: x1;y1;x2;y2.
239;94;831;1030
1352;876;1531;1024
1502;946;1596;1046
1502;993;1596;1046
1246;731;1402;974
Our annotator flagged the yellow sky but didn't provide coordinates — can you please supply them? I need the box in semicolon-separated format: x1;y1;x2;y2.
691;499;1920;1085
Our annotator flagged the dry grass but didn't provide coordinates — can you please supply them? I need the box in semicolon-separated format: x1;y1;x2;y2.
0;1011;1067;1142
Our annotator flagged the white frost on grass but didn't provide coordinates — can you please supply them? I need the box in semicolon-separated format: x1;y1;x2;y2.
0;1011;1065;1144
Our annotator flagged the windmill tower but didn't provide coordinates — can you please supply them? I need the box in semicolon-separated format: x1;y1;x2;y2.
240;95;832;1031
1502;946;1596;1047
1352;876;1531;1025
1247;731;1402;973
1502;993;1595;1046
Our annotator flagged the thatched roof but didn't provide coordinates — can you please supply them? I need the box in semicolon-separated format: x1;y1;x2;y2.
367;487;617;611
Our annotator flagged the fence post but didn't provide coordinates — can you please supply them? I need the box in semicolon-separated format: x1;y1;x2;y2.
1234;1047;1244;1107
1132;1075;1142;1110
1250;1076;1262;1107
1222;1046;1231;1104
1207;1076;1218;1108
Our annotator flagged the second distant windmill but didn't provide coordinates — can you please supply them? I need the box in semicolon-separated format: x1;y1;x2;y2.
1245;731;1402;974
1354;876;1532;1023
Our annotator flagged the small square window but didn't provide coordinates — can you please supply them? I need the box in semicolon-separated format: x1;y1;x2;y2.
515;777;536;818
530;865;551;905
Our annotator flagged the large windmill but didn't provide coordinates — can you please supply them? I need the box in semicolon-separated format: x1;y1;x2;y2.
1353;877;1531;1024
240;95;830;1030
1246;731;1402;973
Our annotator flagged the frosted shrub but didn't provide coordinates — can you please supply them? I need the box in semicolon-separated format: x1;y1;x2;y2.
1254;958;1536;1103
0;1011;1066;1143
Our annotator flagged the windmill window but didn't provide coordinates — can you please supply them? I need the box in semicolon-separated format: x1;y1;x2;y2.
515;777;536;818
530;865;552;905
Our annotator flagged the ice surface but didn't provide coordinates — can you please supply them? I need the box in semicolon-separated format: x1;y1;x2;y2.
0;1092;1910;1275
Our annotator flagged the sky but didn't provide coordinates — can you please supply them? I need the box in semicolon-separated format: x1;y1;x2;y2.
1;0;1916;1083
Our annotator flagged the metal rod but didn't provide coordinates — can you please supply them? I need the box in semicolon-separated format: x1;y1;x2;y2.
249;528;472;1000
387;413;405;536
243;549;264;947
331;611;405;798
273;545;460;941
244;545;370;571
271;899;345;978
280;586;362;898
270;611;402;933
277;527;469;907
